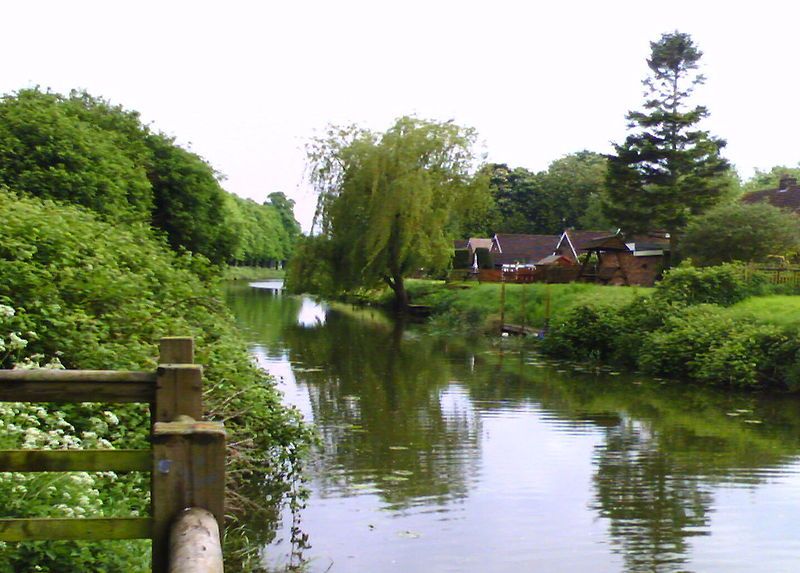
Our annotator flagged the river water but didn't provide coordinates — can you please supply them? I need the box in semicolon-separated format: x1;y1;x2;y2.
226;281;800;573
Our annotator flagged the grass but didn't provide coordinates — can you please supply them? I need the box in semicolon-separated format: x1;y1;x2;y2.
224;266;285;281
378;279;651;331
725;295;800;327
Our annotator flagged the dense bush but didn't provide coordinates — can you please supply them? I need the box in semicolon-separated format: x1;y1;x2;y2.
679;202;800;266
653;262;760;306
0;191;313;571
543;294;800;390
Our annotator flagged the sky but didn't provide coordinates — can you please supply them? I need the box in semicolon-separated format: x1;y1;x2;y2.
4;0;800;231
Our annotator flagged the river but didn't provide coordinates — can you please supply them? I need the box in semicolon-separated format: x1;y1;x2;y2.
226;280;800;573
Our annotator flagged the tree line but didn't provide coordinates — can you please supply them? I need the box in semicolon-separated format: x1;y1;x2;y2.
291;31;800;309
0;88;299;266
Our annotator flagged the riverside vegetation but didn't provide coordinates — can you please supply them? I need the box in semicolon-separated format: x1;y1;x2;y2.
346;264;800;391
0;87;312;572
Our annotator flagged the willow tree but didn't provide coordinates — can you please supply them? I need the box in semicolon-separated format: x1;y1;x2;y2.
604;32;730;245
306;116;488;310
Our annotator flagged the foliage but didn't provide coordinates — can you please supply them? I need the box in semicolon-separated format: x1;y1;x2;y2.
740;164;800;194
484;151;612;235
680;202;800;265
541;267;800;389
145;133;237;264
0;88;152;223
225;193;296;266
300;116;490;309
0;191;313;570
0;87;300;266
653;262;758;306
604;32;730;238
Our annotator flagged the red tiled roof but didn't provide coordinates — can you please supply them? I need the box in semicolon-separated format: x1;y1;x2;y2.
492;233;560;266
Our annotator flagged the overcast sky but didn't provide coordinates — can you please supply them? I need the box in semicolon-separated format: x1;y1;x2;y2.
4;1;799;231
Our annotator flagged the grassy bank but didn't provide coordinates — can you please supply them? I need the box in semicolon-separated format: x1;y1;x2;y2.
364;279;649;332
224;265;286;281
539;264;800;390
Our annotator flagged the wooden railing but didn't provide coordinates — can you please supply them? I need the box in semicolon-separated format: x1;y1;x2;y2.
0;337;225;573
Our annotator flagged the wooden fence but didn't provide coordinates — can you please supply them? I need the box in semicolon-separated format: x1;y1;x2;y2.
0;337;225;573
743;264;800;287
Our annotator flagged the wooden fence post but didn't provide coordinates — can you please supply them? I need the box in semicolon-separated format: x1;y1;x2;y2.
151;417;226;573
155;338;203;423
159;337;194;364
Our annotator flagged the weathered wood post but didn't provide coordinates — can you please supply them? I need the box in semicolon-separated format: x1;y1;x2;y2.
152;417;226;573
151;337;223;573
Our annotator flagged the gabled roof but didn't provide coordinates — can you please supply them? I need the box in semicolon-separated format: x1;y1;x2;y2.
453;239;468;250
467;237;493;251
492;233;560;265
742;185;800;213
584;234;631;252
556;230;612;260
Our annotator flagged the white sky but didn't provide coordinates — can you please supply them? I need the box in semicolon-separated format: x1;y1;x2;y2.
3;0;799;231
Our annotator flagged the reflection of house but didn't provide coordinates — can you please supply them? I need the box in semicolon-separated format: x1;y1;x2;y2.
578;233;667;286
742;175;800;213
490;233;561;268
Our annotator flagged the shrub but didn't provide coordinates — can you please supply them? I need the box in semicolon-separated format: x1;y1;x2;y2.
0;192;313;570
654;263;759;307
540;305;622;362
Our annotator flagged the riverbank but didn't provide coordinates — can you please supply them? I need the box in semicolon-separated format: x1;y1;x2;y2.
354;279;649;332
345;265;800;391
224;265;286;281
0;193;311;572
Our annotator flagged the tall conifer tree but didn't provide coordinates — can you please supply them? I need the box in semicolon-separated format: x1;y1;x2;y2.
604;32;730;243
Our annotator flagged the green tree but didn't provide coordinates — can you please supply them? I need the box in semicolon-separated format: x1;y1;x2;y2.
740;164;800;194
485;151;611;235
304;117;489;310
605;32;730;243
0;88;153;222
145;133;238;264
680;202;800;265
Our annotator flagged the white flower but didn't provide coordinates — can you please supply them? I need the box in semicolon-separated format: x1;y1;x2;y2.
0;305;14;319
8;332;27;350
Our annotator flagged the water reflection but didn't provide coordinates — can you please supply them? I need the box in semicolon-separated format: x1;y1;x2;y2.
225;282;800;573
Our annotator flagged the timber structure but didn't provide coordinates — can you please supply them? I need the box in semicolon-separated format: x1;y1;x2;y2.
0;337;225;573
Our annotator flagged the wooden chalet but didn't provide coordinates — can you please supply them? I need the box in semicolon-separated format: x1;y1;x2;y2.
577;233;667;286
490;233;561;269
554;230;611;264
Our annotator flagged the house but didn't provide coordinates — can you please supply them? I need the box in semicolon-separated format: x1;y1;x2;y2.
490;233;561;269
578;233;666;286
742;175;800;213
554;230;613;264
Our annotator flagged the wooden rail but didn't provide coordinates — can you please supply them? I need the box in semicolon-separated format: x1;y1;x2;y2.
0;337;225;573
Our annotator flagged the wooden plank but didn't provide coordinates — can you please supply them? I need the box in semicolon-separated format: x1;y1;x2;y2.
0;449;151;472
0;518;152;541
0;370;155;383
0;371;156;403
168;508;223;573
